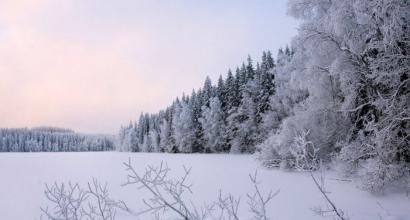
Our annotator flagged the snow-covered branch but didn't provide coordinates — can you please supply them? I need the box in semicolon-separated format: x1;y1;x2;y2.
40;180;128;220
311;172;348;220
122;159;198;219
122;159;278;220
247;171;279;220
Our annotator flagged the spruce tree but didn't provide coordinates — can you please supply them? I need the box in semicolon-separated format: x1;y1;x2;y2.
200;97;226;152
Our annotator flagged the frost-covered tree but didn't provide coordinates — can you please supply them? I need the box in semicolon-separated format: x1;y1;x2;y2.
224;70;240;111
255;0;410;191
119;52;278;155
200;97;226;152
149;129;160;152
173;101;196;153
118;122;139;152
0;128;114;152
257;51;275;120
202;76;215;108
190;90;205;153
159;119;172;152
228;80;259;154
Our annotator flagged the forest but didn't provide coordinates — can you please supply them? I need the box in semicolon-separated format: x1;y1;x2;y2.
1;0;409;219
0;127;114;152
118;0;410;192
0;0;407;195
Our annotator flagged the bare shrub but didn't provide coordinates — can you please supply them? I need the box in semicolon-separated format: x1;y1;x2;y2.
41;160;278;220
40;179;128;220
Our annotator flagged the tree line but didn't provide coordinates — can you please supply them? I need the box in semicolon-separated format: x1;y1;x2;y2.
119;0;409;192
118;49;284;154
0;127;114;152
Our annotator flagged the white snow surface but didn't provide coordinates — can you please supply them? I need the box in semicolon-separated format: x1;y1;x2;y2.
0;152;408;220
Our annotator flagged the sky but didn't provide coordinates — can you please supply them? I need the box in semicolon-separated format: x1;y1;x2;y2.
0;0;299;134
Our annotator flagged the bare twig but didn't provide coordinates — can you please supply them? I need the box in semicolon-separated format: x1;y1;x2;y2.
41;180;127;220
311;172;348;220
42;160;278;220
122;159;198;219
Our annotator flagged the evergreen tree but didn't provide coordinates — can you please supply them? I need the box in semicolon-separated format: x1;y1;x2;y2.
257;51;276;123
190;90;204;152
228;81;258;154
200;97;226;152
216;75;226;114
202;76;214;107
172;100;196;153
246;55;255;80
159;119;171;152
224;70;236;111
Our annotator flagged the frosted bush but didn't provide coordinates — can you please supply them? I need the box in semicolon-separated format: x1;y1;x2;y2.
289;129;319;171
359;158;408;193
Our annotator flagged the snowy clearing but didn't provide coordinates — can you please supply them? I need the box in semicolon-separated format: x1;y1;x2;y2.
0;152;409;220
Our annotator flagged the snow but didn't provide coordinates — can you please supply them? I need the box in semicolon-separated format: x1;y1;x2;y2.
0;152;408;220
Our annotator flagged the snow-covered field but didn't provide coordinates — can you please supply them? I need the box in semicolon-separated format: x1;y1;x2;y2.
0;152;409;220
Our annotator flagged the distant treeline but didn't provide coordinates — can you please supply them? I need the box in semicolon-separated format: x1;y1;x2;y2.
0;127;114;152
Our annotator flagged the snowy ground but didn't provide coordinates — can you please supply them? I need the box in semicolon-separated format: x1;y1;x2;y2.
0;152;409;220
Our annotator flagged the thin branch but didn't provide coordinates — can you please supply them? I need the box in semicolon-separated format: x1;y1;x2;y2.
311;172;347;220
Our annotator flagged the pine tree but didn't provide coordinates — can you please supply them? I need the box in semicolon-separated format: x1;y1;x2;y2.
149;129;160;152
227;78;259;154
190;90;204;152
159;119;171;152
172;100;196;153
200;97;226;152
224;70;236;111
257;51;276;123
246;55;255;80
141;133;152;152
202;76;214;107
216;75;226;114
137;113;145;146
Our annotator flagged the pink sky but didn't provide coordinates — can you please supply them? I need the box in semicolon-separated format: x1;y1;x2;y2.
0;0;298;134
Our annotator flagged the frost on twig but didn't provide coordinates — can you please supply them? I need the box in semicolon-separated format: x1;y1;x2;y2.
289;129;320;171
122;159;278;220
122;159;211;220
247;171;279;220
311;172;348;220
40;179;128;220
215;191;241;220
41;160;277;220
